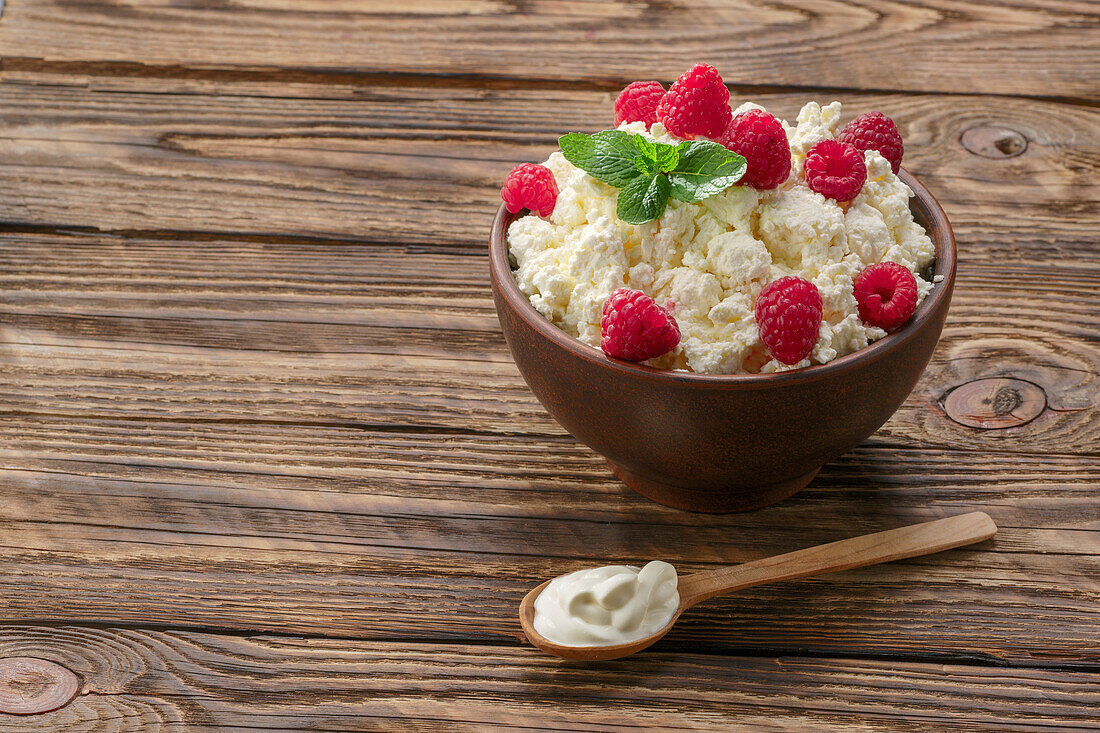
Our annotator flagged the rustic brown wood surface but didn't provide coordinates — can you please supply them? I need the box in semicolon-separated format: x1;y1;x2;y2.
0;0;1097;729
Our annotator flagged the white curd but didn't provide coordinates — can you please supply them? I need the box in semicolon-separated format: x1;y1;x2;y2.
532;561;679;647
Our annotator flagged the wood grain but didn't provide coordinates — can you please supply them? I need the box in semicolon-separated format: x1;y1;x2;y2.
0;627;1097;732
1;0;1098;100
0;455;1096;664
1;0;1098;726
0;78;1096;255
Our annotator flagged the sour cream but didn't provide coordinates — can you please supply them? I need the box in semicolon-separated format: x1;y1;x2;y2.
532;561;679;646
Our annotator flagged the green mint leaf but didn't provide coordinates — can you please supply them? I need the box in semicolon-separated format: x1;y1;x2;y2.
632;135;680;173
616;174;670;225
667;140;747;203
558;131;643;188
631;135;657;162
654;142;680;172
635;155;658;177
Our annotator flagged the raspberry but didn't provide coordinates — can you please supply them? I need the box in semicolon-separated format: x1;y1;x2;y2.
600;288;680;362
754;276;823;365
838;112;904;174
501;163;558;217
720;109;791;189
656;64;732;140
803;139;866;202
854;262;918;332
614;81;665;127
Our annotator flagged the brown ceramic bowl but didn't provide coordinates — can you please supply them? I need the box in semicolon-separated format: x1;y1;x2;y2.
489;170;956;512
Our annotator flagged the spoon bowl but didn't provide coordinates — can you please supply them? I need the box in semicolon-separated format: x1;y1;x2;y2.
519;512;997;661
518;579;684;661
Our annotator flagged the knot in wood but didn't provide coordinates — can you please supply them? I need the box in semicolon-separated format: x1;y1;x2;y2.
990;386;1021;416
942;377;1047;429
0;657;80;715
960;125;1028;159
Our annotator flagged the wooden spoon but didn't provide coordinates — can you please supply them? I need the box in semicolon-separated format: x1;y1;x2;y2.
520;511;996;661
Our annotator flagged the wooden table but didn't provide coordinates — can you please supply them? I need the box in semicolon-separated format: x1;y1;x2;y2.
1;1;1097;730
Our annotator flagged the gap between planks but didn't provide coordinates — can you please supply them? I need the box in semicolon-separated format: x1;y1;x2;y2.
2;414;1099;459
3;57;1099;110
0;620;1097;674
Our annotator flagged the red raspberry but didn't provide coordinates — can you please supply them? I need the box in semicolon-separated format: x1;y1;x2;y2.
656;64;732;140
854;262;918;332
501;163;558;217
754;276;823;365
838;112;904;174
720;109;791;189
803;139;866;202
601;288;680;362
614;80;665;127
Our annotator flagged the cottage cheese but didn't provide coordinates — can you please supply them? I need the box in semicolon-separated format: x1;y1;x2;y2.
508;101;936;374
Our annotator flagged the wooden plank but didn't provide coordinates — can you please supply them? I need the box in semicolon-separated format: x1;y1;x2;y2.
0;78;1096;255
3;437;1099;536
0;627;1097;732
0;457;1096;664
2;232;1097;454
1;0;1098;100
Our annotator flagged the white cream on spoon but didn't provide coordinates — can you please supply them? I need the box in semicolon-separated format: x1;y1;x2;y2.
532;560;679;646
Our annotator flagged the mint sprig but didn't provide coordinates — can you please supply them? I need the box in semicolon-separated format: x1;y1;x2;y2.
558;131;641;189
558;130;746;224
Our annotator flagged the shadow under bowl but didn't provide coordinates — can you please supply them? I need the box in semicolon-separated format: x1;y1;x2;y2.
489;170;956;512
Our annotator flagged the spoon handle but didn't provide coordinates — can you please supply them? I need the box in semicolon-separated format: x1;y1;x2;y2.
677;512;997;608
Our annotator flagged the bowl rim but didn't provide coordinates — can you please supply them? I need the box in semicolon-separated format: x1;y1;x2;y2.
489;168;957;388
